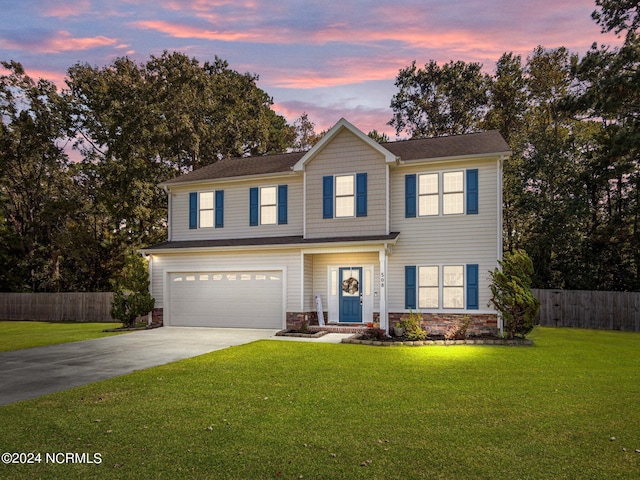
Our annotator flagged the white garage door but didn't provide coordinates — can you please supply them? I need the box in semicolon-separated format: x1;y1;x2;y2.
168;271;283;328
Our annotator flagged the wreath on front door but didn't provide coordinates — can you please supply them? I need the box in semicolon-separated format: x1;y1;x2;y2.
342;277;359;295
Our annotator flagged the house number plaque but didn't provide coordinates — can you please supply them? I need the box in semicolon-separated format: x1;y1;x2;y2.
380;272;385;288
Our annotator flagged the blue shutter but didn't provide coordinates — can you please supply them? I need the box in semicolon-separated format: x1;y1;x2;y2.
323;176;334;219
356;173;367;217
466;169;478;215
466;264;479;310
278;185;288;225
215;190;224;228
405;174;416;218
189;192;198;229
249;187;259;226
405;265;417;309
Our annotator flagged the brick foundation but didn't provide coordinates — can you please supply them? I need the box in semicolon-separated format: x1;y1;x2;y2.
286;312;322;330
388;312;498;336
151;308;164;326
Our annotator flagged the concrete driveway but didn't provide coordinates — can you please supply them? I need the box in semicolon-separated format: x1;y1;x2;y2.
0;327;278;405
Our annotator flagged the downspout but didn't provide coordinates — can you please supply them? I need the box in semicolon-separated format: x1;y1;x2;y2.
497;155;505;337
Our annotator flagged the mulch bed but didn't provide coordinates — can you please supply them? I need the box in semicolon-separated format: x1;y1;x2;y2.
275;329;329;338
343;333;533;346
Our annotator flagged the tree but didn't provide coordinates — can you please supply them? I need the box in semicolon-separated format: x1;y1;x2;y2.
389;59;489;138
0;61;76;291
367;130;390;143
483;53;528;253
291;112;322;151
488;249;540;339
62;52;296;290
592;0;640;38
110;252;155;328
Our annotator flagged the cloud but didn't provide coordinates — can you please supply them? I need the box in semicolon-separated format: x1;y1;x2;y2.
40;0;92;17
273;100;396;138
2;30;117;54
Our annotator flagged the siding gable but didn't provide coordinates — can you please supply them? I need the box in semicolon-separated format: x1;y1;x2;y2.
304;129;388;239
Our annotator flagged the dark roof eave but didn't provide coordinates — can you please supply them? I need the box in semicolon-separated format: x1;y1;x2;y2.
141;232;400;253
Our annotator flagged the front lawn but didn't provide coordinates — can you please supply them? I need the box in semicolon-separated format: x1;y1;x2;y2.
0;321;128;352
0;327;638;479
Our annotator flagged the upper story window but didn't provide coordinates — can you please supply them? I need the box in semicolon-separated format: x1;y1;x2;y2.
443;171;464;215
323;173;367;219
406;169;478;218
199;192;215;228
418;173;439;216
250;185;288;226
335;175;355;218
189;190;224;229
260;186;277;225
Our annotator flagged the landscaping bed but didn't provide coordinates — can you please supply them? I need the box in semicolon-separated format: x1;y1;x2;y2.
275;329;329;338
343;333;533;346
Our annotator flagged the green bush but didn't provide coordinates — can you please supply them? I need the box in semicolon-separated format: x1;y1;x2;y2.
110;253;155;328
488;249;540;339
404;310;427;341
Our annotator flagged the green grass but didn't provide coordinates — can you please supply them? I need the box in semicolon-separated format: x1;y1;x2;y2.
0;327;639;479
0;321;128;352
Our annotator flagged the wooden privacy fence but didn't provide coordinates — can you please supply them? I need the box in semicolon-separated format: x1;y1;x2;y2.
0;292;116;322
533;289;640;331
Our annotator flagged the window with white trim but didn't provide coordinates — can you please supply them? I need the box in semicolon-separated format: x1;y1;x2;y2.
199;192;215;228
443;171;464;215
416;265;465;309
335;174;355;218
418;266;439;308
260;186;277;225
443;265;464;308
418;173;439;216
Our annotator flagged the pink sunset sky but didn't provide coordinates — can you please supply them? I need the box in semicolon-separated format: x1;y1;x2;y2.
0;0;622;137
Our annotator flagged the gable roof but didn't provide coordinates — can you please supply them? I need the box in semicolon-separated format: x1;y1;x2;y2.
161;122;511;187
292;118;398;171
383;130;510;162
161;151;305;186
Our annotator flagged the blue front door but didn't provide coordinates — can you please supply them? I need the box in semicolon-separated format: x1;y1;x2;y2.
339;267;363;323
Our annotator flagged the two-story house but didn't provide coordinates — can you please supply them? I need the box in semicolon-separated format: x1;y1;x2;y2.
141;118;511;335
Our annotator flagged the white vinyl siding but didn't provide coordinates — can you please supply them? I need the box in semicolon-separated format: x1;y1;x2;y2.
150;249;300;316
305;129;387;238
389;158;500;313
170;178;303;241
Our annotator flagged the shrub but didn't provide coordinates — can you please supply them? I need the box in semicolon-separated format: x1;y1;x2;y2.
404;310;427;341
110;253;155;328
363;327;389;341
444;315;471;340
488;249;540;339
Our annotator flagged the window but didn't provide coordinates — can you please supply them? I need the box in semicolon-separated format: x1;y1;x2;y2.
199;192;214;228
407;264;472;310
260;186;277;225
405;169;477;218
189;190;223;229
250;185;287;226
323;173;367;219
335;175;355;217
443;265;464;308
418;173;439;216
418;266;439;308
443;171;464;215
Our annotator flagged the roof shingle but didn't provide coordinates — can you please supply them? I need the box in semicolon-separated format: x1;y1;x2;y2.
161;130;510;186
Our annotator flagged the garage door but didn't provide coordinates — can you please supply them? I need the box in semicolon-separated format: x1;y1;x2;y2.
168;271;283;328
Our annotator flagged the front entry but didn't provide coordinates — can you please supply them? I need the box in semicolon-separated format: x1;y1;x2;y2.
339;267;363;323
